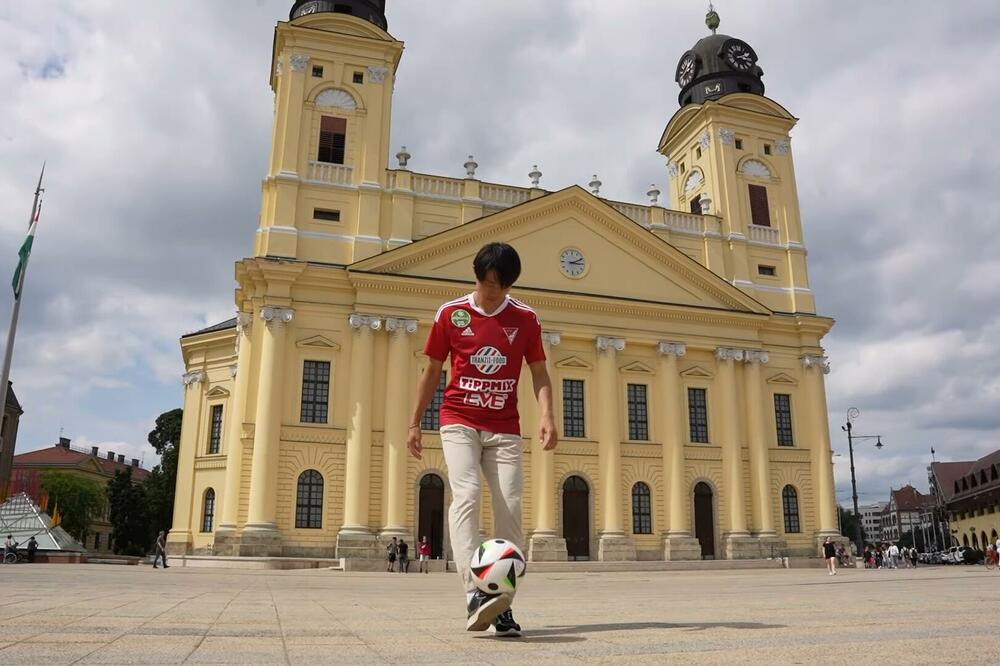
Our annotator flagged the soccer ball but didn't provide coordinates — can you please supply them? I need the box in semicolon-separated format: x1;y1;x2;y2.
470;539;526;595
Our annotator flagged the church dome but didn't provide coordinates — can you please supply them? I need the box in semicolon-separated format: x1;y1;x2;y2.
675;8;764;107
290;0;388;31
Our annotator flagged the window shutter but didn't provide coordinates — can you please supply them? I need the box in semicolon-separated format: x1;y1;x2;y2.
748;184;770;227
318;116;347;164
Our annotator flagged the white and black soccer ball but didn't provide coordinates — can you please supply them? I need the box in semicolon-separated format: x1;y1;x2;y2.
470;539;526;595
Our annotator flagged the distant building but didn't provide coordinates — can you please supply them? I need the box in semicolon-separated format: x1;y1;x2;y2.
849;501;886;544
927;461;966;549
0;382;24;494
929;452;1000;552
10;438;149;553
880;485;927;543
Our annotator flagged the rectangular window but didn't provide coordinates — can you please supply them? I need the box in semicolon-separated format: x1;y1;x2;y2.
563;379;585;438
764;144;772;155
689;194;702;215
312;65;324;78
318;116;346;164
758;265;776;277
94;533;101;550
300;360;331;424
313;208;341;222
421;372;447;431
696;146;702;159
688;388;709;443
627;384;649;441
774;394;793;446
735;138;743;150
208;405;223;454
748;184;771;227
353;71;364;84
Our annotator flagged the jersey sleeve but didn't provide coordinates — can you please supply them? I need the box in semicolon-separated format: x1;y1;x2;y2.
424;310;451;361
524;312;546;364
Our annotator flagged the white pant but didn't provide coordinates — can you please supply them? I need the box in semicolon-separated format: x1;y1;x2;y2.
440;424;523;592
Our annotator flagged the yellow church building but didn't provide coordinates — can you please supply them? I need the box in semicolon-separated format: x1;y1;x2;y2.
168;1;840;562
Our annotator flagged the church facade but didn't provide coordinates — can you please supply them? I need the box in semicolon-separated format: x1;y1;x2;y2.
168;0;840;562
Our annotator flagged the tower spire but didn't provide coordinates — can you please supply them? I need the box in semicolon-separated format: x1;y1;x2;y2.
706;3;720;35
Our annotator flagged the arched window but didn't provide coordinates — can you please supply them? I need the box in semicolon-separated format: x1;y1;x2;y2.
201;489;215;533
631;483;652;534
782;486;800;534
973;533;980;550
295;470;324;529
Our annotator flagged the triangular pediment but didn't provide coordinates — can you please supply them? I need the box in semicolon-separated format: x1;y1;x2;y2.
620;361;655;375
206;386;231;398
766;372;798;386
296;335;341;350
350;187;770;316
555;356;594;371
680;365;714;379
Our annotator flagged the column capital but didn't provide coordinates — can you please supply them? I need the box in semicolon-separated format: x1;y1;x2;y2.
236;312;254;337
743;350;770;364
384;317;418;334
800;354;831;374
289;53;310;72
596;336;625;352
657;341;687;357
260;306;294;329
541;331;562;347
182;370;205;387
349;314;383;331
715;347;744;362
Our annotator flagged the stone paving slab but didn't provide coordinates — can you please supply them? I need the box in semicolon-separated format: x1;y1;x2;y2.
0;565;997;664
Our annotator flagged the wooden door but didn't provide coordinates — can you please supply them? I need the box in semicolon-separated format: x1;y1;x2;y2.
694;482;715;560
562;475;590;560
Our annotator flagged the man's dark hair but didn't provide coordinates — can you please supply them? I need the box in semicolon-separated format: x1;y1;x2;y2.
473;242;521;288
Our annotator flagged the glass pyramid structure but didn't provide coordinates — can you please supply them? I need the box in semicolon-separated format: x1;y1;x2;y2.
0;492;84;551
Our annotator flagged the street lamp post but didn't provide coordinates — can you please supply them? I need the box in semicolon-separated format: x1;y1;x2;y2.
842;407;883;556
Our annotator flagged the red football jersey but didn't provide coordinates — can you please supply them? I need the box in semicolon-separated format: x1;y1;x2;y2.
424;294;545;435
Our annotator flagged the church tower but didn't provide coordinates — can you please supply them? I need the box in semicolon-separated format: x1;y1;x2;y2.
255;0;403;263
659;8;815;315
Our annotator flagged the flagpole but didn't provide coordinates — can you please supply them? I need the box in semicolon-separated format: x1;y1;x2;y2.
0;164;45;465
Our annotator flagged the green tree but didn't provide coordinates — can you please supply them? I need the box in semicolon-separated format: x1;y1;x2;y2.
39;471;106;544
107;467;152;555
144;408;182;540
839;506;863;543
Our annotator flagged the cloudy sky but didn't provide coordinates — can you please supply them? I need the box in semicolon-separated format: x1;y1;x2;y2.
2;1;999;506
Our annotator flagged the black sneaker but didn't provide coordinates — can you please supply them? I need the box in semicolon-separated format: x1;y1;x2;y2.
466;590;511;632
491;608;522;637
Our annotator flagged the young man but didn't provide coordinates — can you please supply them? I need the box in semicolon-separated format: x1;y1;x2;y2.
407;242;556;638
153;531;168;569
386;536;398;572
398;539;410;574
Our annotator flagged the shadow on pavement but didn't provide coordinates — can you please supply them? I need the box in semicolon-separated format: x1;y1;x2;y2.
512;621;786;638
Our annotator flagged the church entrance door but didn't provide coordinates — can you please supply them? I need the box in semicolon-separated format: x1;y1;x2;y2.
418;474;445;559
694;482;716;560
562;475;590;560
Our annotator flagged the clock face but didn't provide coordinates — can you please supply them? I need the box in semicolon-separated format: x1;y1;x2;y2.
722;40;756;72
559;248;586;278
677;53;698;87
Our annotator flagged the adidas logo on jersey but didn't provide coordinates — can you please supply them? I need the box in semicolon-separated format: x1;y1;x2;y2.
461;327;475;336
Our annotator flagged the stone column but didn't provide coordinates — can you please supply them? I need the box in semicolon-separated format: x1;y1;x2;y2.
243;306;293;556
214;313;254;554
337;314;382;559
380;317;417;541
595;336;635;561
802;354;840;549
658;342;701;560
528;331;567;561
716;347;753;559
744;350;785;556
166;370;205;555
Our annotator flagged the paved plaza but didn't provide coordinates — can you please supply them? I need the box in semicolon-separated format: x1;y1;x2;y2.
0;564;998;664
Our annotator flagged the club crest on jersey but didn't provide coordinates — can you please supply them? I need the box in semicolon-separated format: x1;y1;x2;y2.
451;309;472;327
470;346;507;375
503;328;519;345
461;327;475;337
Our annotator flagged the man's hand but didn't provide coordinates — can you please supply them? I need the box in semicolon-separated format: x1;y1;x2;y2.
406;425;423;460
539;415;557;451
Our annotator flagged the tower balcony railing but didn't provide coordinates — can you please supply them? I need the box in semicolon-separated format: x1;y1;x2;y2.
607;200;652;227
307;161;353;186
747;224;780;245
481;183;532;208
412;174;464;199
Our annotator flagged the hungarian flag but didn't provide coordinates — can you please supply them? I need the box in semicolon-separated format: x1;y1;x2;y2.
12;202;40;299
